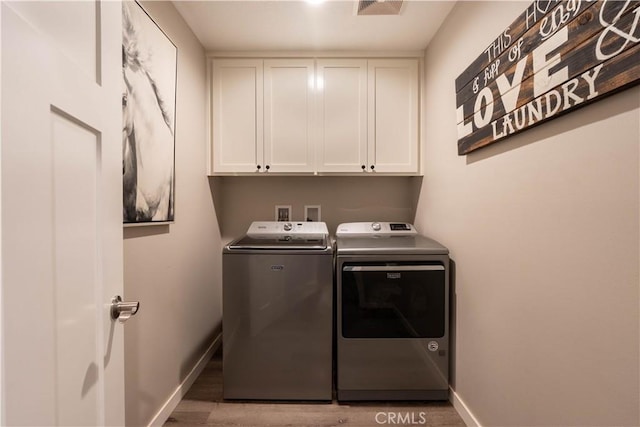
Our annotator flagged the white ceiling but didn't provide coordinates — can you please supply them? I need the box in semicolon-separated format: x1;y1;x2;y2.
172;0;456;52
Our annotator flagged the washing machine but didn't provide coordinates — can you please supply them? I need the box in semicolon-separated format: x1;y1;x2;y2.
335;222;450;401
222;221;333;400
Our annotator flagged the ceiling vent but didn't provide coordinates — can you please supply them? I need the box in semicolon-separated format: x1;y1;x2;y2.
357;0;403;16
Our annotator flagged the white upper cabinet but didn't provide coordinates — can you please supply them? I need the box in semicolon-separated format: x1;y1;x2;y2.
316;59;368;173
264;59;316;173
209;57;420;175
367;59;419;174
210;59;263;173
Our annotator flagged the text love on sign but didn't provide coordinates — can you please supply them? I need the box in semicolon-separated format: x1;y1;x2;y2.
455;0;640;155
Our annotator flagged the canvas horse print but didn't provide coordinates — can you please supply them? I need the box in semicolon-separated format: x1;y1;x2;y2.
122;1;177;223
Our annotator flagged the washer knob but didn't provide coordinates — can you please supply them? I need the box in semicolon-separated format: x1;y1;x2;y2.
371;222;382;231
283;222;293;231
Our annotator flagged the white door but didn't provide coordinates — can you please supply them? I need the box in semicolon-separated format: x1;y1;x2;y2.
1;1;124;426
264;59;316;173
316;59;368;173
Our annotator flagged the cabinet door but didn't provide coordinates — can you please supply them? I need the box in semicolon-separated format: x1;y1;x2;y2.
264;59;315;173
211;59;263;173
367;59;419;174
316;59;368;173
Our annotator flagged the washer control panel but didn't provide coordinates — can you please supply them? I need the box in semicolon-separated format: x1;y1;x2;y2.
247;221;328;239
336;222;418;237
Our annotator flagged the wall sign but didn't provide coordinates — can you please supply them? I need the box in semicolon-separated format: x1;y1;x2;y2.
455;0;640;155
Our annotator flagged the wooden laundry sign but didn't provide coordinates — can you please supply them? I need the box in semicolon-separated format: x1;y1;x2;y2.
455;0;640;155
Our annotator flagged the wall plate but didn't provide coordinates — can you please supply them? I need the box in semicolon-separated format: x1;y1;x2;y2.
275;205;292;222
304;205;321;222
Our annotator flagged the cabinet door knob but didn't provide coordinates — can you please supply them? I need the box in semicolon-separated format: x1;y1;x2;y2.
265;165;270;171
257;165;261;170
370;165;375;170
361;165;366;170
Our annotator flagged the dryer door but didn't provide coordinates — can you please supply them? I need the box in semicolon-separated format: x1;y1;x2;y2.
341;263;445;338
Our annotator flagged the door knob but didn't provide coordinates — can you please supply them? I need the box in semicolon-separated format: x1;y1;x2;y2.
111;295;140;323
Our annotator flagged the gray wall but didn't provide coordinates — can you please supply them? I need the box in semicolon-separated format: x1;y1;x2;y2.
416;2;639;426
212;176;422;241
123;2;222;426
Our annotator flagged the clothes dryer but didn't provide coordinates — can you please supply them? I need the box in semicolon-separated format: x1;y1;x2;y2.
335;222;449;401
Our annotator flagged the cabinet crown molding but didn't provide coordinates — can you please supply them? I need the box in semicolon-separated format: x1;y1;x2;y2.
207;50;425;59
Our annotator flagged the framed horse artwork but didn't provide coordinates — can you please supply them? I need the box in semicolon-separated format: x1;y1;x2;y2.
122;1;177;225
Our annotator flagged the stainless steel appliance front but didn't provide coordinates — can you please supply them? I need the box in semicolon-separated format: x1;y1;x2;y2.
336;223;450;401
223;223;333;400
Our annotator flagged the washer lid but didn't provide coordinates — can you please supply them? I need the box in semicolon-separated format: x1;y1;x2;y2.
228;235;329;251
336;222;418;237
226;221;330;251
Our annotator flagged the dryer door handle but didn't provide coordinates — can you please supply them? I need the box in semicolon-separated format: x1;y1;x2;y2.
343;265;444;272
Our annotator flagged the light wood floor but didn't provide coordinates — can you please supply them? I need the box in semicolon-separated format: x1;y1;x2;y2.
164;348;466;427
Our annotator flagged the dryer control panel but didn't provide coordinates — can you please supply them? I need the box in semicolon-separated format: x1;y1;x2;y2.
336;222;418;237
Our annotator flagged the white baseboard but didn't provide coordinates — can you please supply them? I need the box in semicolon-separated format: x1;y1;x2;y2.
148;333;222;427
450;387;481;427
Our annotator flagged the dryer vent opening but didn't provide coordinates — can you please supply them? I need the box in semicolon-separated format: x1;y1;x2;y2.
357;0;403;15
